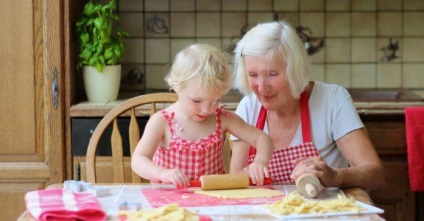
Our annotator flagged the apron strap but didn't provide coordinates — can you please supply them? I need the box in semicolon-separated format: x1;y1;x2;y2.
300;91;312;143
249;91;312;155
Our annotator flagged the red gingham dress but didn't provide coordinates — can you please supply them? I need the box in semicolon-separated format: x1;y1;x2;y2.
248;92;320;184
152;109;226;182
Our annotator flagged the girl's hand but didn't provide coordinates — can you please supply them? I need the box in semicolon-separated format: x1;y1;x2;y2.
159;168;190;189
247;161;270;186
290;156;337;187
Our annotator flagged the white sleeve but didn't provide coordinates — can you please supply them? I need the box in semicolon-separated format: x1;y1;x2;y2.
230;94;261;140
330;86;364;140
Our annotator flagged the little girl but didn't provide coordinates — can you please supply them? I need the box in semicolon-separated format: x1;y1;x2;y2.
131;43;273;188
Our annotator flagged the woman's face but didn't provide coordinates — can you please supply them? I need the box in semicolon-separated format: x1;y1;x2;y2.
244;55;293;110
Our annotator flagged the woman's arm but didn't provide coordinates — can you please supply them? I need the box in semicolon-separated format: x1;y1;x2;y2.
291;128;385;190
333;128;385;189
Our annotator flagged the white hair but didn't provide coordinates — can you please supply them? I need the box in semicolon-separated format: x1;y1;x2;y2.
233;21;310;99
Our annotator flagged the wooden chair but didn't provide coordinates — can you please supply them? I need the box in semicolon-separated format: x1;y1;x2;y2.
84;93;178;183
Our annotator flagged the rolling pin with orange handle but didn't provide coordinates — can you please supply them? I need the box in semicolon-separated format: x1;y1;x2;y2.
189;174;273;190
295;173;322;198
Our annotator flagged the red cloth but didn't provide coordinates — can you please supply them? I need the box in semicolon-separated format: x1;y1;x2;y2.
405;107;424;192
25;188;106;221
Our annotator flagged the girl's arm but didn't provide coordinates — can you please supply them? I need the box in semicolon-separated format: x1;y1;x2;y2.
229;140;250;174
222;114;273;185
131;112;189;188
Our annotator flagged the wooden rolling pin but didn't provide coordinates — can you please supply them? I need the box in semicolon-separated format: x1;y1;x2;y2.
189;174;273;190
295;173;322;198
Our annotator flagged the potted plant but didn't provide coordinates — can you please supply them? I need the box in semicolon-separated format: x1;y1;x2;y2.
76;0;129;102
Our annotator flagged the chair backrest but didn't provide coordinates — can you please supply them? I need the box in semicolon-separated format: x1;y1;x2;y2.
85;93;178;183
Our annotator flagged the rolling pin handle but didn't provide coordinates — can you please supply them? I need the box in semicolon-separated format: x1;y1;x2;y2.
189;180;201;187
305;183;317;197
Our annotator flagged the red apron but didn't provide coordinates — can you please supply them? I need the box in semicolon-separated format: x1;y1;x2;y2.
248;92;320;184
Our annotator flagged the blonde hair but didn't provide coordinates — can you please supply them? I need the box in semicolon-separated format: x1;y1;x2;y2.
165;43;231;95
233;21;310;99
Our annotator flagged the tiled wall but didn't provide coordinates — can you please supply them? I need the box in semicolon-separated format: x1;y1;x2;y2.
118;0;424;97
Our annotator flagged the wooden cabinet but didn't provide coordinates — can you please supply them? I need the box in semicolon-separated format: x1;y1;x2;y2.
0;1;67;219
362;114;417;221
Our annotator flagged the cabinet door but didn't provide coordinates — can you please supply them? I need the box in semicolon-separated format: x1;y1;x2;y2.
0;0;65;220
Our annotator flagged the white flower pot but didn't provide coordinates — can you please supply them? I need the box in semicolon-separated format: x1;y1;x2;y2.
83;65;121;102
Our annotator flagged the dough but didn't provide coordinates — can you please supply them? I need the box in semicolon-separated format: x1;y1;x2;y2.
193;188;283;199
119;203;200;221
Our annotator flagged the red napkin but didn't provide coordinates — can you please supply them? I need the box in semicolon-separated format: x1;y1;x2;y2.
25;188;106;221
405;107;424;192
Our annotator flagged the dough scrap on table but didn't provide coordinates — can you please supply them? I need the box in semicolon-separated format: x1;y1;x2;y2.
119;203;199;221
193;187;283;199
267;191;365;215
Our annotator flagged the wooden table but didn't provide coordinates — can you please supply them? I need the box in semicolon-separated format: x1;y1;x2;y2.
18;184;385;221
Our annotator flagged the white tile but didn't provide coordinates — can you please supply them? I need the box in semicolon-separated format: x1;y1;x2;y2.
326;12;351;37
196;13;221;37
310;64;325;81
274;0;299;11
326;64;351;87
122;39;144;63
145;0;169;11
145;64;171;89
352;0;377;11
222;12;247;37
352;12;376;37
403;12;424;36
170;0;195;11
248;0;273;11
300;12;325;36
300;0;324;11
223;0;247;11
403;64;424;88
378;0;402;10
404;0;424;10
403;38;424;62
326;0;350;11
170;13;195;37
352;64;377;88
351;38;377;63
120;13;144;37
145;39;170;63
325;38;351;63
377;64;402;88
197;0;221;11
247;12;274;24
119;0;143;12
377;12;402;36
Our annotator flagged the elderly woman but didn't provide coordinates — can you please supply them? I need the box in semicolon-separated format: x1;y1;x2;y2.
230;21;385;189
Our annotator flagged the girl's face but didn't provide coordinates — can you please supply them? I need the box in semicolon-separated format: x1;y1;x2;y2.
176;77;223;121
244;55;293;110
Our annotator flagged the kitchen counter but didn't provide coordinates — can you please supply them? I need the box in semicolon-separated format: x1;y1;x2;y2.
70;88;423;117
70;95;424;117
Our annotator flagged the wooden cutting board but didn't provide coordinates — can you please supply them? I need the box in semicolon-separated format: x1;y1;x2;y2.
141;186;283;208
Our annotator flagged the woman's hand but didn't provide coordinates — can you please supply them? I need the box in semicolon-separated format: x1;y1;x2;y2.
247;161;270;186
159;168;190;189
290;156;337;187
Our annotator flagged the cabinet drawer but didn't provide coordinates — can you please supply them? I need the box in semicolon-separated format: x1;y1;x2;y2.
71;117;149;156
